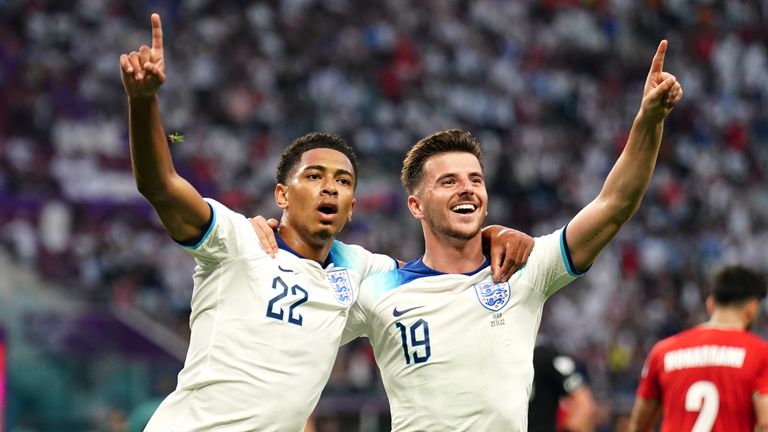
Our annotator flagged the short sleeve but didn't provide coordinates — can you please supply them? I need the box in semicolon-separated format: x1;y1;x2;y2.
365;252;399;278
329;242;397;279
341;300;368;345
636;345;662;401
179;198;263;264
521;226;584;298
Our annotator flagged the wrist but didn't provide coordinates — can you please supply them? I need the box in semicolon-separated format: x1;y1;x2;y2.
128;94;157;105
634;108;665;128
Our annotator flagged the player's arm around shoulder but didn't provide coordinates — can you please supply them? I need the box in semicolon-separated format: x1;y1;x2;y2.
482;225;534;282
247;216;399;274
120;13;211;244
564;40;682;271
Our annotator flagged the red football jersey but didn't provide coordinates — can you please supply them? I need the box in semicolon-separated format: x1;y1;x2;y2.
637;326;768;432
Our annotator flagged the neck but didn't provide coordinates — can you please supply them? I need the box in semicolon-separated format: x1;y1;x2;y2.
706;308;748;330
421;227;485;274
277;219;333;264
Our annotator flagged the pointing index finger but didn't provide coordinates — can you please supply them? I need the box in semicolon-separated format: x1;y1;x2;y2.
649;39;667;75
151;13;163;58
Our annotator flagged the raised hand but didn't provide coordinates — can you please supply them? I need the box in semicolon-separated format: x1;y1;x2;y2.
120;13;166;99
641;40;683;121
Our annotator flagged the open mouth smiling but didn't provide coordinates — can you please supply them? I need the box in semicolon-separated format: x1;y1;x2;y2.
451;203;477;214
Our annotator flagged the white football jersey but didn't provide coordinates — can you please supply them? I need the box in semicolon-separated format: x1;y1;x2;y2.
145;199;396;432
342;228;582;432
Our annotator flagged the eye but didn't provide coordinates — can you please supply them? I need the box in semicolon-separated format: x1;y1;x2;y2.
338;178;352;186
471;177;484;185
441;178;455;186
307;173;321;180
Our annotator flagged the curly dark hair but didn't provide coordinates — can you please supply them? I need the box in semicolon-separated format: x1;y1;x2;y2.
710;265;767;306
400;129;484;194
275;132;359;187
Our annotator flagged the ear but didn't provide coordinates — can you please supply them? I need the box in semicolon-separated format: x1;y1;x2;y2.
705;296;714;316
407;194;423;220
745;299;760;323
347;198;356;222
275;184;289;209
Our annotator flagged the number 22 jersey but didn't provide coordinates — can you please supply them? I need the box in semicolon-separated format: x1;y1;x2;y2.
636;326;768;432
342;228;583;431
145;199;396;432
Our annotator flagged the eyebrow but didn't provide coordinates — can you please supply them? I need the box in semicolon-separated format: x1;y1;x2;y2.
302;165;355;178
436;171;484;181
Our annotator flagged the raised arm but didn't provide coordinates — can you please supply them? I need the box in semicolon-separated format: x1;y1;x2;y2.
120;13;210;243
566;40;683;270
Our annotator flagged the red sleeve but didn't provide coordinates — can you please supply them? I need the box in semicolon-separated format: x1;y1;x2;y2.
636;345;662;401
755;342;768;396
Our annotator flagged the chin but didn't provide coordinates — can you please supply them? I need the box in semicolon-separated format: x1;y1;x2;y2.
312;223;343;241
440;225;482;241
452;230;481;241
312;228;334;241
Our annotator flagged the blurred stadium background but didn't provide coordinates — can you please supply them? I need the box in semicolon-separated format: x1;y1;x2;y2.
1;0;767;430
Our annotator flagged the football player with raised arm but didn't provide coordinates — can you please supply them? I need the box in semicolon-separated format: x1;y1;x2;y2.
120;14;533;431
339;40;683;431
629;265;768;432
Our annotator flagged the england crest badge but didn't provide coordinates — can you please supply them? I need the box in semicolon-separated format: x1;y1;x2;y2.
327;268;354;306
473;281;511;312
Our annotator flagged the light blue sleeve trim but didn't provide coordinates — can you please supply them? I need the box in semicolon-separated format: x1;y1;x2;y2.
559;225;587;277
181;202;217;250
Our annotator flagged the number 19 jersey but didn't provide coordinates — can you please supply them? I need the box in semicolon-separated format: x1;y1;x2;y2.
145;199;396;432
342;228;582;431
637;326;768;432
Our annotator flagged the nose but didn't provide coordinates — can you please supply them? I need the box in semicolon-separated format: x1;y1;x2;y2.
457;178;474;195
321;177;338;196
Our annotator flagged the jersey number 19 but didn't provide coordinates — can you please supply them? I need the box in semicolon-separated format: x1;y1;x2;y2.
395;319;431;365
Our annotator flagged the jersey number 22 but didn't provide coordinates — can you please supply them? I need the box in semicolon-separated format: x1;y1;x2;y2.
266;276;308;326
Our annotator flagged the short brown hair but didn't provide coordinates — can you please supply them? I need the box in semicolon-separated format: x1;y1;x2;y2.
400;129;483;194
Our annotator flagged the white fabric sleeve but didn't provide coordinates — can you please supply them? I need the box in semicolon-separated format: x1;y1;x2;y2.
522;226;585;298
177;198;264;264
333;242;397;278
341;298;368;345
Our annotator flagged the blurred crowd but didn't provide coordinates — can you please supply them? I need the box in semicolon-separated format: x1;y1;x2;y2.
2;0;768;429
